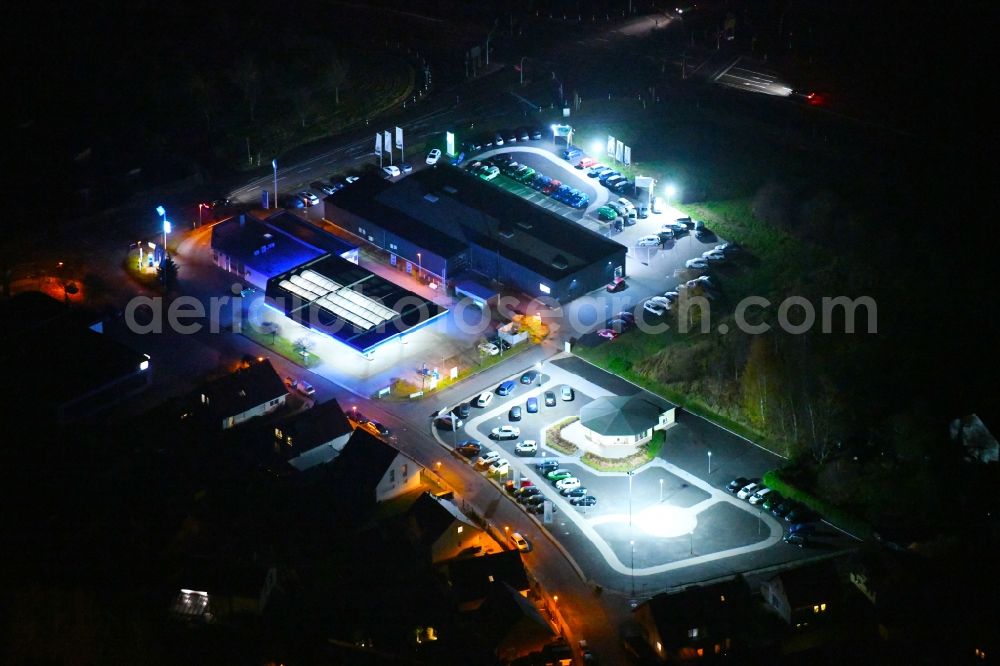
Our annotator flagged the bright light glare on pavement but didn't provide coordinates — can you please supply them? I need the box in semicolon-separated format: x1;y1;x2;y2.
634;504;698;538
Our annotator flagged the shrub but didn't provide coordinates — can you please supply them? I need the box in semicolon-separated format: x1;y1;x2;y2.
763;469;872;540
545;417;579;455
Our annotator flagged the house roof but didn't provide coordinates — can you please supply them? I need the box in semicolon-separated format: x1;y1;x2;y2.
579;394;672;437
274;398;353;454
770;561;842;609
407;492;474;548
211;213;328;278
447;550;529;604
640;579;746;644
326;428;405;492
195;358;287;422
477;581;554;644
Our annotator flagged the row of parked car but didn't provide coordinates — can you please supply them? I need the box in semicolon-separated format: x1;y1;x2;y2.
727;476;818;546
461;126;544;153
468;152;591;209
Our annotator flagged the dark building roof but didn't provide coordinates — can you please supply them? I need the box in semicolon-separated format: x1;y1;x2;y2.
579;394;672;437
640;579;747;647
194;358;287;422
273;398;353;454
252;209;356;257
769;560;842;609
264;253;447;354
407;492;472;549
476;582;554;647
326;428;403;496
0;292;149;422
447;550;529;605
211;213;335;278
328;166;626;281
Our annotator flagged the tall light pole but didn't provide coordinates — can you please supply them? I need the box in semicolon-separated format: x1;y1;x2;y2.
197;203;206;228
272;159;278;209
659;478;664;502
416;252;422;279
519;56;527;85
627;471;634;527
707;450;712;475
629;539;636;598
156;206;168;254
485;20;498;66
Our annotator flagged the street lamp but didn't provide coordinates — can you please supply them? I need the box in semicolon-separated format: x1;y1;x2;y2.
659;478;664;502
629;539;636;598
198;203;206;228
417;252;422;277
627;471;634;527
519;56;527;85
592;140;604;155
664;183;677;200
272;159;278;209
156;206;169;254
707;451;712;475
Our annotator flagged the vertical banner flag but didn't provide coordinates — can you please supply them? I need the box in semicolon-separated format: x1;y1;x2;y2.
607;135;616;158
446;131;455;156
615;139;624;162
384;131;391;154
624;145;631;166
395;126;403;149
375;133;382;155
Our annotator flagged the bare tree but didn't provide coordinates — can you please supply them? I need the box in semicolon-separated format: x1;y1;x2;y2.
293;85;312;128
324;55;349;105
188;72;216;131
233;56;261;122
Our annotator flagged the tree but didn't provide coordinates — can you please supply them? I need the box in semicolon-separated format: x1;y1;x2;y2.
188;71;216;132
324;55;349;105
232;56;261;122
157;255;178;292
293;337;314;360
293;85;313;128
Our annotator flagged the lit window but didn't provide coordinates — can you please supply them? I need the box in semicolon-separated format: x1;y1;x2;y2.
696;648;703;657
539;283;551;294
720;595;726;602
139;359;149;371
820;603;826;611
688;628;699;638
275;428;283;439
457;526;463;534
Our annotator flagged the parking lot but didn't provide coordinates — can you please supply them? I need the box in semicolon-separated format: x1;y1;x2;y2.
428;356;861;592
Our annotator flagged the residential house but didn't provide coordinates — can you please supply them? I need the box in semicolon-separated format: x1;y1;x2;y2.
445;550;531;612
477;582;555;661
326;428;423;504
170;557;278;623
760;561;840;628
186;358;287;430
405;491;487;564
270;398;354;471
633;579;746;662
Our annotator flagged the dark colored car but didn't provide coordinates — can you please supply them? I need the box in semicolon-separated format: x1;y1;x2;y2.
509;406;522;421
571;496;598;507
616;312;637;326
463;138;483;152
515;127;530;141
493;131;505;146
544;391;557;407
456;441;481;457
517;487;542;502
454;403;471;419
771;500;797;519
611;179;633;194
561;486;588;498
502;128;518;143
524;495;547;507
491;152;514;167
785;506;817;523
491;337;512;352
598;171;621;184
788;522;816;535
783;533;808;547
529;127;543;140
526;397;538;413
497;380;516;396
761;492;784;512
520;370;539;384
536;459;560;472
726;477;750;493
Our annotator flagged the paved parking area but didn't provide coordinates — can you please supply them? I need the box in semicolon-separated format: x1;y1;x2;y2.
431;355;860;592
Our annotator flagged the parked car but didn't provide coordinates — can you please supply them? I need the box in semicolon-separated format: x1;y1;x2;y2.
515;440;538;455
637;205;649;219
456;440;482;457
516;486;541;501
492;131;504;146
685;258;709;269
561;486;588;498
492;152;514;167
536;459;560;472
546;468;573;481
771;500;796;519
598;170;621;184
703;250;726;262
502;128;518;143
577;156;598;169
785;506;817;523
453;403;471;419
663;291;680;303
520;370;539;384
597;206;618;222
526;397;539;413
475;391;494;408
527;502;552;515
497;380;517;396
480;165;500;181
611;179;633;194
312;181;336;196
426;148;441;164
676;216;693;228
544;391;557;407
561;386;575;401
571;496;598;507
749;487;773;505
381;165;401;178
597;327;620;340
643;301;667;316
761;492;784;512
561;147;582;161
509;406;522;421
434;415;463;430
477;451;501;466
298;191;320;206
510;532;530;551
737;482;761;500
489;458;510;475
296;381;315;396
606;277;627;292
514;127;531;142
589;166;613;178
529;127;543;140
490;425;520;440
400;163;413;174
478;342;500;356
652;196;665;214
555;477;581;491
788;522;816;535
783;533;808;548
637;235;662;247
726;477;750;493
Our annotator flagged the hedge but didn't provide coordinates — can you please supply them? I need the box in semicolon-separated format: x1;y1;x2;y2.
762;469;873;540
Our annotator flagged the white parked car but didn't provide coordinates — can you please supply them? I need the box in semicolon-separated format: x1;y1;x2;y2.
296;380;315;396
490;458;510;475
685;258;709;269
749;487;772;505
515;440;538;455
649;296;670;307
345;176;360;184
478;342;500;356
555;477;581;491
652;196;665;214
703;250;726;262
426;148;442;165
637;235;662;247
490;425;521;440
382;165;401;178
475;391;494;408
643;300;667;316
737;482;761;500
298;191;320;206
509;532;529;551
477;451;501;466
617;197;637;213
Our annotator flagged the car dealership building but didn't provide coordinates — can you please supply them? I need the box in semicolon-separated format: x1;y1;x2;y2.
323;166;627;303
